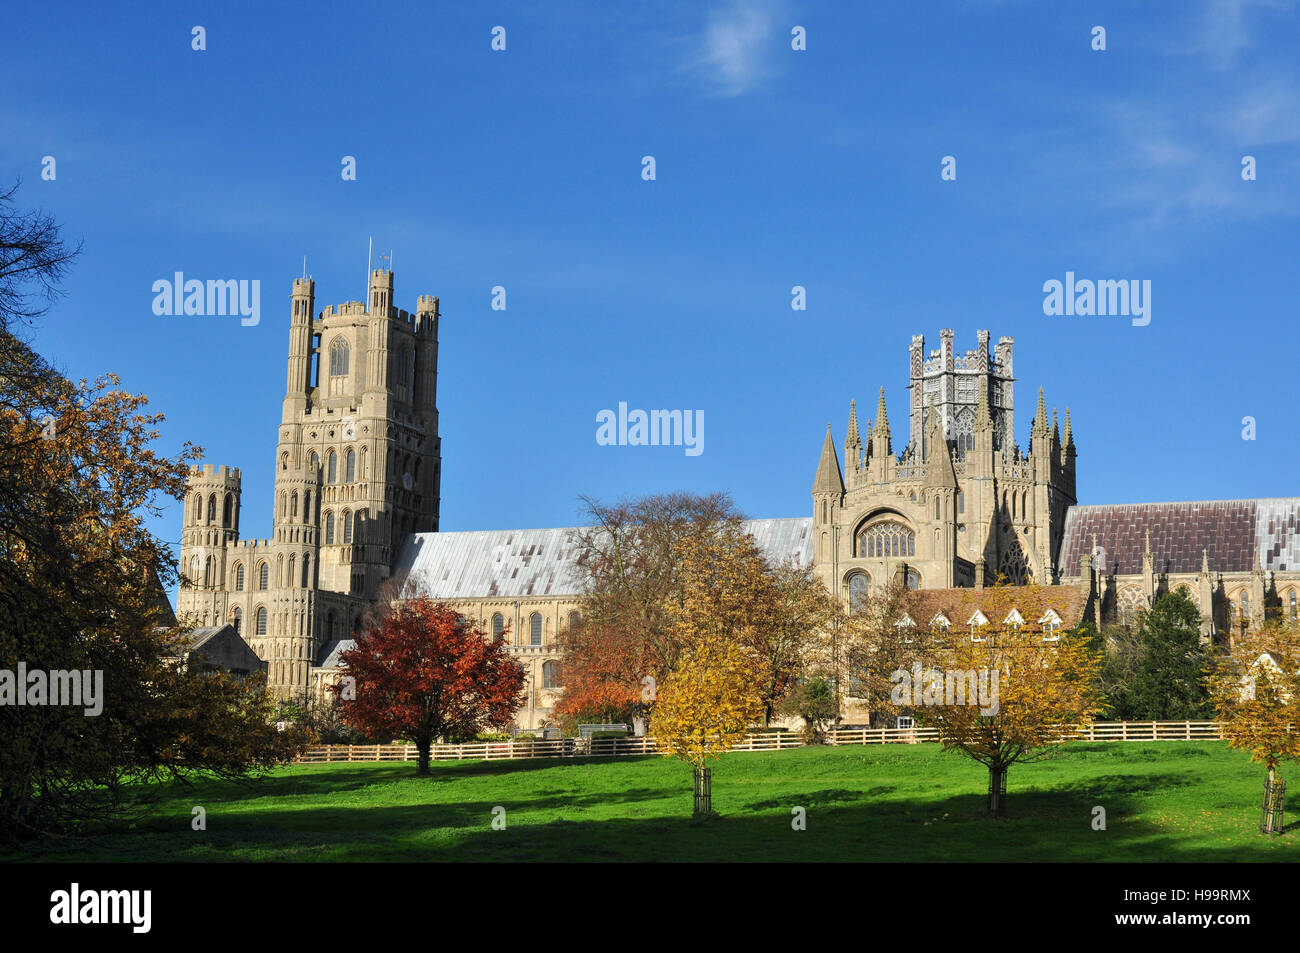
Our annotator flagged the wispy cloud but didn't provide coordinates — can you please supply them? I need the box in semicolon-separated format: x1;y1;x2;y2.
1178;0;1294;69
686;0;785;97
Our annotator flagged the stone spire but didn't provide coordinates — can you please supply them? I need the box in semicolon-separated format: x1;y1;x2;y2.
1052;408;1060;445
924;397;958;489
812;424;844;495
1033;387;1049;435
1063;407;1074;448
873;387;890;440
845;399;861;460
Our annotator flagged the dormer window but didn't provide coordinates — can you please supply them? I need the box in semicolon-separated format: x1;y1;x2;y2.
968;610;988;642
1039;609;1063;642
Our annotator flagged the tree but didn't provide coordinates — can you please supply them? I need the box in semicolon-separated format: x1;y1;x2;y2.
650;532;766;816
0;179;81;333
556;492;745;727
842;579;935;727
1101;588;1210;720
1208;620;1300;831
0;185;308;843
751;563;839;727
917;584;1105;815
337;597;526;775
779;675;838;744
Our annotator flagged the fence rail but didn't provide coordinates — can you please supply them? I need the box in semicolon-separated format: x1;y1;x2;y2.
292;720;1226;765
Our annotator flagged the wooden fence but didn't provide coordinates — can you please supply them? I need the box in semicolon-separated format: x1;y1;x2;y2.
293;720;1226;765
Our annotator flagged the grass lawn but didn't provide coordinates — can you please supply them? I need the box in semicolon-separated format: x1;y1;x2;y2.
10;742;1300;862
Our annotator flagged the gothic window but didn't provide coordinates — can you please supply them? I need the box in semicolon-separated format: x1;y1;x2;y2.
530;612;543;646
329;337;350;377
492;613;505;642
998;538;1030;586
192;494;202;523
255;606;268;636
291;492;298;519
189;554;200;585
288;554;297;589
393;348;412;398
935;497;941;519
953;405;975;452
207;493;217;523
232;607;242;636
303;490;311;522
847;571;870;611
859;521;915;558
343;510;353;544
359;446;367;480
223;493;233;527
346;449;356;483
257;562;269;590
569;610;581;630
309;451;320;473
324;511;335;544
542;661;561;689
327;451;337;484
302;554;311;588
234;563;244;591
1118;587;1147;626
905;569;921;590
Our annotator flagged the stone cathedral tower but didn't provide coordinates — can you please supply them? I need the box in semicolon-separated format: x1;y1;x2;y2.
177;268;441;699
812;329;1076;605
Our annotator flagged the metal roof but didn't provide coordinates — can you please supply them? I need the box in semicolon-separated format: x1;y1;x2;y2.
393;517;814;600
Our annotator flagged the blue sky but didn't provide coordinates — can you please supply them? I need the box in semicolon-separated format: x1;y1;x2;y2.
5;0;1299;567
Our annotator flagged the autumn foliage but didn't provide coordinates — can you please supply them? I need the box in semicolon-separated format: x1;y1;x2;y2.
337;597;526;774
1209;620;1300;785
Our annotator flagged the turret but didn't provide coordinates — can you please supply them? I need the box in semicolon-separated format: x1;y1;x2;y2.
286;278;315;414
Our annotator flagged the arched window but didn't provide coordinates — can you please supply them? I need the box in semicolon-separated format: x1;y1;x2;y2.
346;449;356;483
847;571;870;611
359;446;368;480
288;554;297;589
542;661;561;689
189;554;201;585
327;451;337;484
255;606;268;636
192;494;202;523
302;554;311;589
203;555;214;588
859;520;915;558
309;451;320;473
232;607;242;636
529;612;543;646
905;569;921;590
223;493;233;526
257;562;269;590
343;510;353;544
325;511;335;544
935;497;941;519
234;563;245;591
303;490;311;522
207;493;217;523
329;337;350;376
569;611;581;630
492;613;505;641
291;491;299;519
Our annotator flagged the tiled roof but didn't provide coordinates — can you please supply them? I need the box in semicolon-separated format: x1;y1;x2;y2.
1060;499;1300;575
393;518;814;600
317;638;354;668
900;584;1090;631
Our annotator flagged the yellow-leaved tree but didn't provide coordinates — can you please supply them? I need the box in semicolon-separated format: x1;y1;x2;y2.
1208;620;1300;834
917;584;1105;815
652;529;766;816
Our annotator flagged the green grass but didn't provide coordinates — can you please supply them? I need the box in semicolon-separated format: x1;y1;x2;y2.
10;742;1300;861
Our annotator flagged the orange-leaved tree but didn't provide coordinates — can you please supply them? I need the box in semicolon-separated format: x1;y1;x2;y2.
337;597;526;774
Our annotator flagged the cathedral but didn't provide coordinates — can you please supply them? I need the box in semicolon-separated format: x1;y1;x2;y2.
177;268;1300;725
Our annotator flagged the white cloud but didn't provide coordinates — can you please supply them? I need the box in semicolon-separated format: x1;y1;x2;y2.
687;0;784;96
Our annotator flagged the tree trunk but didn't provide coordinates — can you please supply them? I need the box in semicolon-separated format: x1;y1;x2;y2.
988;764;1007;815
416;739;431;776
693;766;712;816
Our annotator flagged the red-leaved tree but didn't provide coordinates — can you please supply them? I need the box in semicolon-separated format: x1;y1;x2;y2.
336;598;526;774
